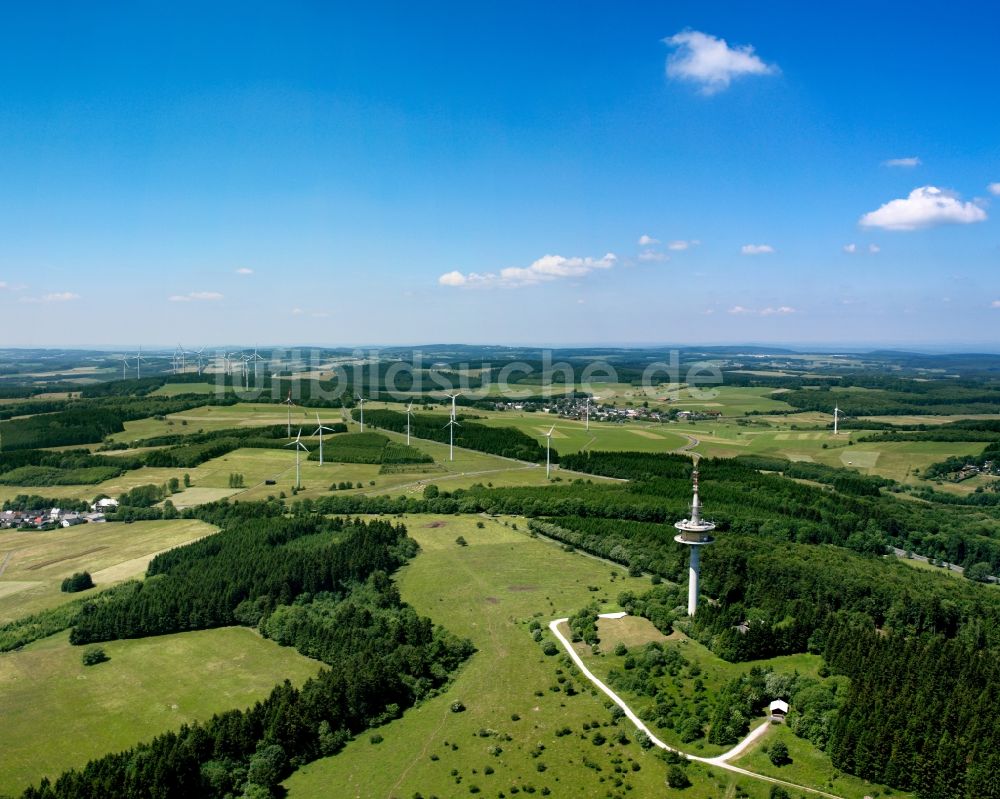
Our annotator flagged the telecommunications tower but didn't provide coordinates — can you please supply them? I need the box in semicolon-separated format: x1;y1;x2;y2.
674;462;716;617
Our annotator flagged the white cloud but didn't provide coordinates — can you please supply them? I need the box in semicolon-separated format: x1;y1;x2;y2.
439;253;617;289
438;270;467;287
992;300;1000;309
291;307;304;316
20;291;80;304
741;244;775;255
235;267;254;275
883;157;922;168
668;239;700;251
869;243;880;254
577;299;586;305
638;234;659;246
664;30;777;94
860;186;987;231
843;243;857;254
638;249;668;263
728;304;795;316
989;183;1000;196
168;291;224;302
0;281;7;290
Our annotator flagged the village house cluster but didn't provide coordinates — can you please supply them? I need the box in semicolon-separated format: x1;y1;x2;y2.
0;498;118;530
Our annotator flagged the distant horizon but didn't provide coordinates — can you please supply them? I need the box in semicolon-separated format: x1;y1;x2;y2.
6;341;1000;356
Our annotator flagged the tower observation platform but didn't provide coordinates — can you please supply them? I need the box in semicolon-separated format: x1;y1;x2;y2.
674;464;716;616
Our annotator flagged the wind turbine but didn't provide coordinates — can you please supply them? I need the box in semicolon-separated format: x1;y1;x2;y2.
585;395;599;431
135;346;148;379
284;428;308;489
544;425;555;478
405;401;414;445
311;412;336;465
193;347;206;375
250;346;265;382
445;413;460;462
119;354;131;381
445;392;461;461
356;395;366;432
833;405;840;436
284;391;295;437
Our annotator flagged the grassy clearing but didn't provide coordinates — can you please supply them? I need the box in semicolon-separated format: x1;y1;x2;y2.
0;519;217;623
734;723;913;799
284;515;778;799
150;382;217;396
0;626;323;797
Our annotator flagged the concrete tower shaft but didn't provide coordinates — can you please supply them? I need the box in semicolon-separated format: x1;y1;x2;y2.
674;465;716;616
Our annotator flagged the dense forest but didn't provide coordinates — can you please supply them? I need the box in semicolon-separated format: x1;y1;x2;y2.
305;431;432;465
823;618;1000;799
71;502;414;643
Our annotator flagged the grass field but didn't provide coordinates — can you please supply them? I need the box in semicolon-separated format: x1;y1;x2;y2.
284;515;782;799
0;626;323;796
0;519;217;623
734;723;913;799
150;381;217;396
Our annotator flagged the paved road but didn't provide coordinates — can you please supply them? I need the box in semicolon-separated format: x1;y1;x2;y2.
674;434;700;452
887;547;999;583
549;615;846;799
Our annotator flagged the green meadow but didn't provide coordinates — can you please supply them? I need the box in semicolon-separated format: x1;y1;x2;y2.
0;626;323;797
285;515;780;799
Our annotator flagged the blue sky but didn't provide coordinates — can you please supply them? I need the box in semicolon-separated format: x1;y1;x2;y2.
1;1;998;349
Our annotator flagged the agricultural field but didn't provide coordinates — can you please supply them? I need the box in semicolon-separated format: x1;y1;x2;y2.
150;381;217;396
284;515;779;799
0;519;217;622
0;626;322;796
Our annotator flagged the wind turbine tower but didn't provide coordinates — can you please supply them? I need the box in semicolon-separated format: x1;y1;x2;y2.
119;355;131;381
311;412;335;465
251;346;265;382
833;405;840;436
405;401;414;445
284;391;295;438
445;393;461;462
674;463;716;617
544;425;555;478
135;346;147;380
356;395;366;432
285;428;308;489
